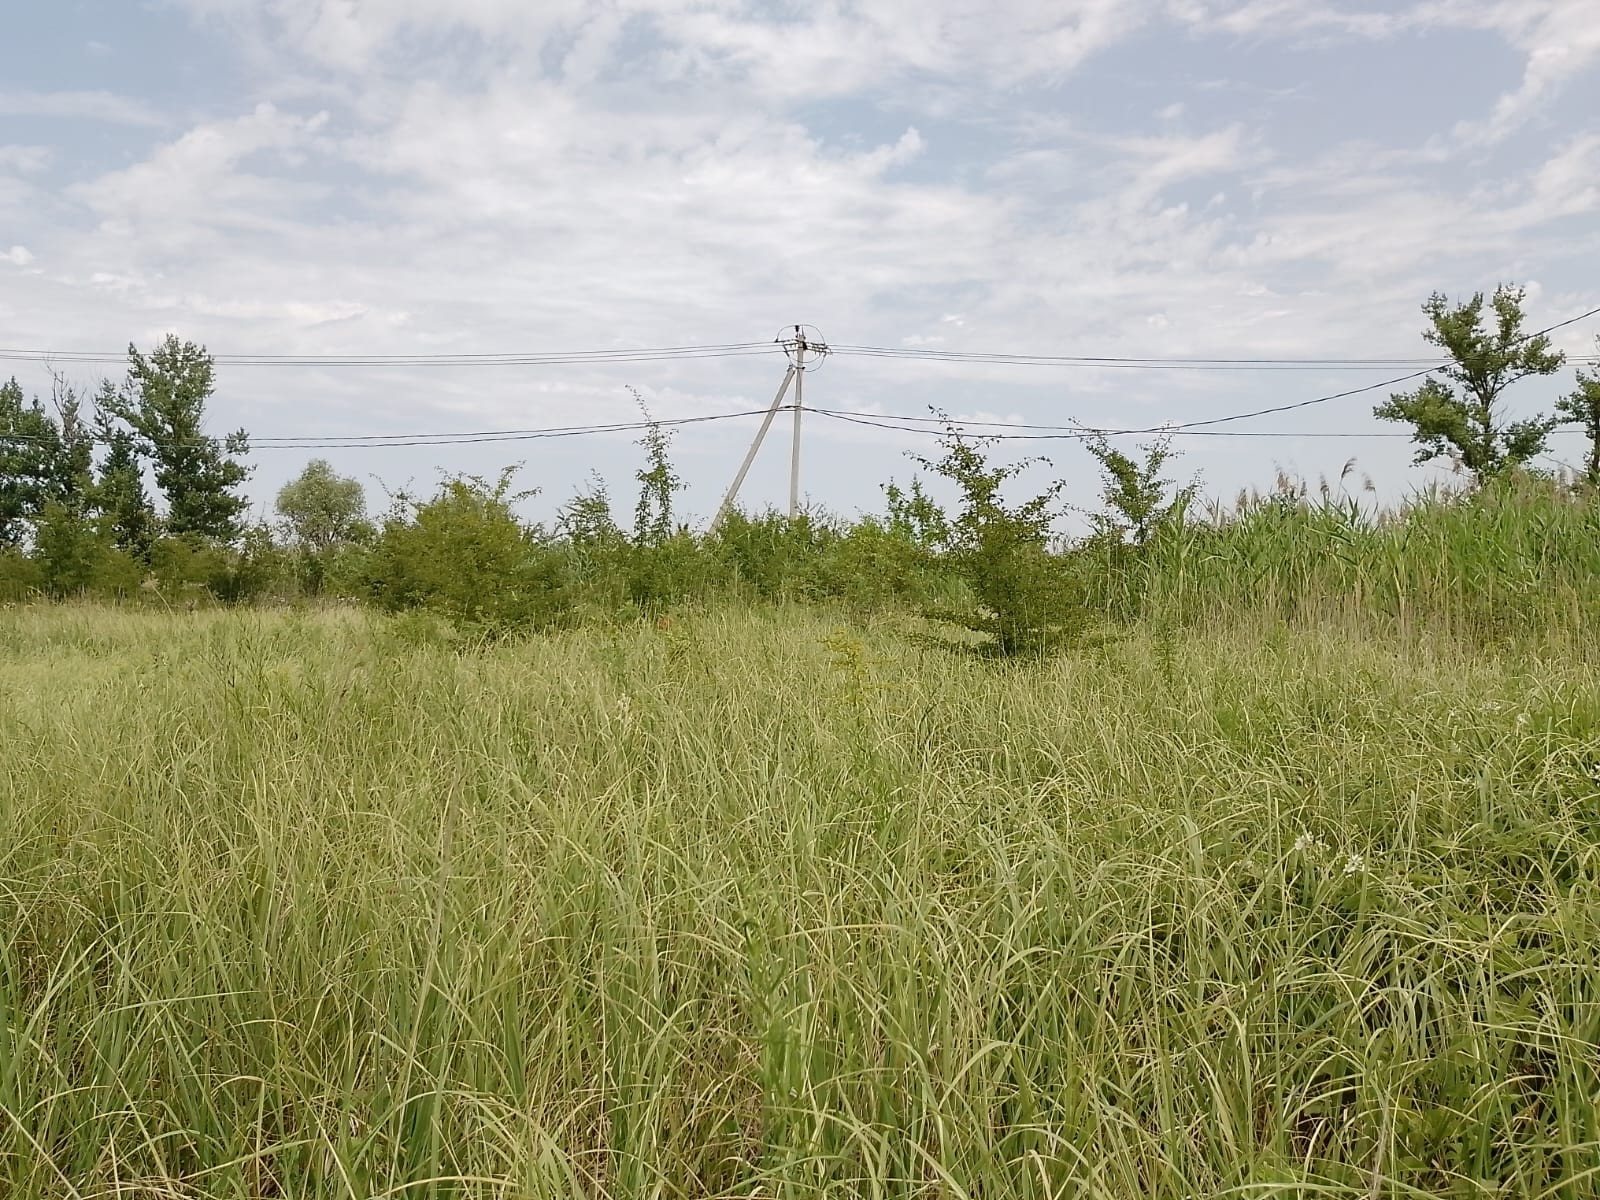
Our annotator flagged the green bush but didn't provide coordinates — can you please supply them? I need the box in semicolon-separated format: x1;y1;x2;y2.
0;545;42;601
367;469;574;635
915;420;1097;657
32;502;143;599
149;536;233;606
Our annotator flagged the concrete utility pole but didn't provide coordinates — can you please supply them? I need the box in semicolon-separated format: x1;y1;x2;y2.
789;329;805;520
711;325;827;531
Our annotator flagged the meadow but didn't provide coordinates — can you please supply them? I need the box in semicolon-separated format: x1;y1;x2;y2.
4;594;1600;1198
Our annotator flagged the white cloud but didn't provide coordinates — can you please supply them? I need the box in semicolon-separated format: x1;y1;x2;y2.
168;0;1155;92
1173;1;1599;148
1441;0;1600;145
10;0;1599;518
0;89;165;126
72;103;330;237
2;246;35;267
0;146;52;173
1171;0;1402;39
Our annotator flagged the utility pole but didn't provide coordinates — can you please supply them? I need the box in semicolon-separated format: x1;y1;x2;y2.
711;325;827;531
789;326;805;519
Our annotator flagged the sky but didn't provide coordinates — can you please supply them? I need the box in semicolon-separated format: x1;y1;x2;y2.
2;0;1598;529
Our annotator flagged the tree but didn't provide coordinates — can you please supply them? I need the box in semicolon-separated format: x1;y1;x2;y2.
1555;358;1600;487
275;459;367;552
630;392;682;550
0;374;96;544
32;501;112;596
913;416;1090;657
557;473;624;550
1374;286;1564;484
883;475;950;550
1081;429;1196;546
0;377;63;545
103;336;252;542
91;387;157;558
45;371;95;514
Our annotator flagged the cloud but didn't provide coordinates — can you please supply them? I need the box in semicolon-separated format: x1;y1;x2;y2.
2;245;35;267
0;146;52;173
1171;0;1404;39
11;0;1600;520
1172;1;1598;148
168;0;1154;92
1441;0;1600;145
0;89;165;126
72;103;330;239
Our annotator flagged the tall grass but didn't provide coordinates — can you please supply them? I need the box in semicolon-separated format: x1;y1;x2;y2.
3;602;1600;1197
1096;476;1600;644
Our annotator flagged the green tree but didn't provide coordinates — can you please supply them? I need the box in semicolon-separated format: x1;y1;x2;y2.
914;416;1090;657
276;459;367;552
1555;359;1600;486
274;459;369;595
91;388;157;559
883;475;950;550
1374;286;1564;484
104;336;252;542
1081;429;1196;546
46;372;95;513
2;378;60;544
30;500;140;597
558;473;624;550
0;374;97;544
631;392;682;550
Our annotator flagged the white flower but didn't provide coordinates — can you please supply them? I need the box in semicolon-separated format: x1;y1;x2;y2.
1342;853;1365;876
1293;833;1325;855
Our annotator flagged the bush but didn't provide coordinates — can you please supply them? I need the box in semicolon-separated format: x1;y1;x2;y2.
915;419;1096;657
0;545;42;601
367;469;574;635
32;502;143;599
149;536;234;606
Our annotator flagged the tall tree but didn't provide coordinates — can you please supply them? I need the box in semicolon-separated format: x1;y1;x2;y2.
91;383;157;558
1556;359;1600;487
0;376;85;545
104;336;252;542
1;378;58;544
275;458;367;552
1374;285;1564;484
47;371;95;513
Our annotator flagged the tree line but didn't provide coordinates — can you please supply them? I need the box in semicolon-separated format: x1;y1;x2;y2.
1;288;1597;654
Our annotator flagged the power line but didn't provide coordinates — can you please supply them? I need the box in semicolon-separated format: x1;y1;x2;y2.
4;332;1594;372
809;407;1593;441
1116;302;1600;434
834;346;1452;370
5;401;1590;451
0;342;782;368
831;351;1599;372
2;303;1595;449
0;407;780;451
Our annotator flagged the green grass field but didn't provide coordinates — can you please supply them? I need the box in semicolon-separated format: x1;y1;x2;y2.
3;603;1600;1197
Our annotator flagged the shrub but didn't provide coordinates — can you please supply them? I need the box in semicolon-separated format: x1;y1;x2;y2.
32;501;142;599
915;418;1096;657
367;469;573;635
0;545;42;601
